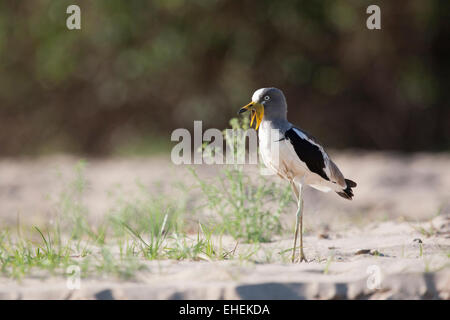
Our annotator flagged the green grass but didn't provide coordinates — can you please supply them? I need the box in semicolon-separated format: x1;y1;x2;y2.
0;118;296;280
0;208;234;280
0;161;200;279
323;256;334;275
190;117;292;243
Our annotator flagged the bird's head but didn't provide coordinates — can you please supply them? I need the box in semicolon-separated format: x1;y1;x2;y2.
238;87;287;130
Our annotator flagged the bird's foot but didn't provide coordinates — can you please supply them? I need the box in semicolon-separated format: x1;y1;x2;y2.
295;250;308;263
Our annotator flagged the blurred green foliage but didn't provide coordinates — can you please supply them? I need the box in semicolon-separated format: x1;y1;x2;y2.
0;0;448;155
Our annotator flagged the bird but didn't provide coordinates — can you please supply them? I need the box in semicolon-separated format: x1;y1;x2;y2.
239;87;357;262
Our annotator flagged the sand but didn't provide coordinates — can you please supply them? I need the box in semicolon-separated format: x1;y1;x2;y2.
0;152;449;299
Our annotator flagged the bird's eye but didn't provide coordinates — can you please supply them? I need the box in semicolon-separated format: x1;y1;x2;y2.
264;95;270;101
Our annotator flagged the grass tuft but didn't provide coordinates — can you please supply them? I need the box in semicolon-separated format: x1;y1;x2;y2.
190;117;292;243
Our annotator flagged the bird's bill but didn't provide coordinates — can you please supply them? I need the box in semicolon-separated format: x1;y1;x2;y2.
238;102;264;130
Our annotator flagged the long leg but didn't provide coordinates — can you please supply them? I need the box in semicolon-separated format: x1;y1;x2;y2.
290;181;299;262
290;180;299;202
298;186;307;262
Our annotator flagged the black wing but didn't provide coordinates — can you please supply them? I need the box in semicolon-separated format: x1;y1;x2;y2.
284;127;329;181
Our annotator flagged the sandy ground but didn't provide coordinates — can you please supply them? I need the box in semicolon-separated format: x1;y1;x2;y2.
0;216;448;299
1;152;449;226
0;152;449;299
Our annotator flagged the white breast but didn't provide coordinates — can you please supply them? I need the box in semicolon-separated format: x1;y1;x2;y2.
257;122;333;192
258;123;308;180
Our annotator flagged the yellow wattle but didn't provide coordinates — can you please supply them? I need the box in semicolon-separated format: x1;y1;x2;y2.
250;110;256;127
254;105;264;130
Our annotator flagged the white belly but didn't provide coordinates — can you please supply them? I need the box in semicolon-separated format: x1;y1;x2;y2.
258;125;308;180
258;124;332;192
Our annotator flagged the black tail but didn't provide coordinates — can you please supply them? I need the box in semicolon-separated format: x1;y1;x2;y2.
336;179;357;200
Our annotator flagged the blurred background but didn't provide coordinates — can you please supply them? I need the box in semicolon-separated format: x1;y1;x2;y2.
0;0;448;156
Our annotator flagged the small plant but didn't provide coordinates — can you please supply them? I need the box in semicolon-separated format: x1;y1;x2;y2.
55;160;92;240
121;213;168;260
107;182;185;238
190;117;292;243
413;239;424;258
323;256;334;274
